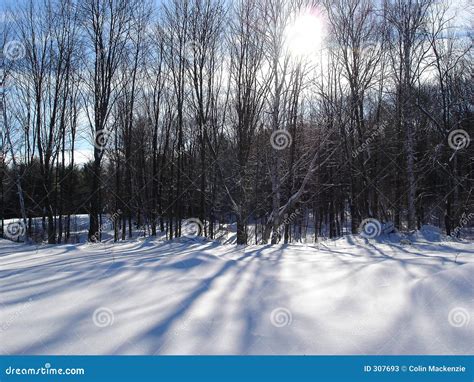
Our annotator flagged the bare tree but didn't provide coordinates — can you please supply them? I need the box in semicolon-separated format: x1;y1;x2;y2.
385;0;433;231
82;0;133;241
228;0;271;244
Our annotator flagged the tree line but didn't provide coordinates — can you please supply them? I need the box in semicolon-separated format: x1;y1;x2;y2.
1;0;472;245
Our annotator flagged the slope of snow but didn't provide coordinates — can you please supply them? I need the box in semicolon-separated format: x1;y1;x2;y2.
0;237;472;355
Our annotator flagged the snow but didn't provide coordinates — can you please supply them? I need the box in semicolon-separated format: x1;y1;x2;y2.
0;235;473;355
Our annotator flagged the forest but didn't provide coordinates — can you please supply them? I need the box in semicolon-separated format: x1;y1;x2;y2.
1;0;472;245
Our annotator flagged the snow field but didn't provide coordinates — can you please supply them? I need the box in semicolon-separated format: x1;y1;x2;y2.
0;237;472;354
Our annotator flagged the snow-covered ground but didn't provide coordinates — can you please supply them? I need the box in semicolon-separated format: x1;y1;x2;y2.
0;235;473;355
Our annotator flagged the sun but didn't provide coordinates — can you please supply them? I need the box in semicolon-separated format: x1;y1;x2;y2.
285;8;326;59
